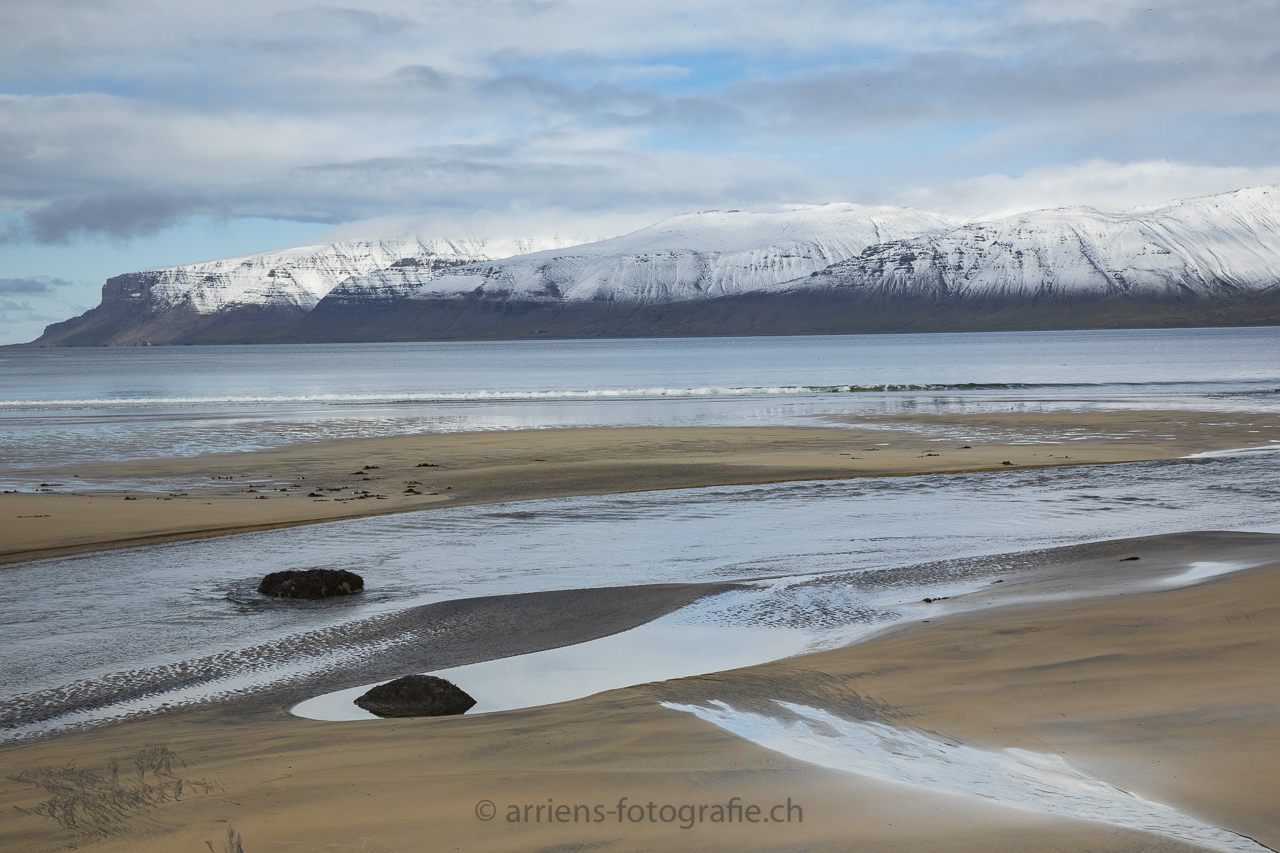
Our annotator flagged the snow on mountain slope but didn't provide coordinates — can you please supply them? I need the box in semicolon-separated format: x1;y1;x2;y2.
136;237;492;315
38;185;1280;349
788;186;1280;302
384;205;959;305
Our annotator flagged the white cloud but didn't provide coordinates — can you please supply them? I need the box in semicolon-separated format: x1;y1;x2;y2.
895;159;1280;219
311;207;665;252
2;0;1280;253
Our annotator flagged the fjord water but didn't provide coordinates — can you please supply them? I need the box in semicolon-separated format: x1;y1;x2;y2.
3;327;1280;473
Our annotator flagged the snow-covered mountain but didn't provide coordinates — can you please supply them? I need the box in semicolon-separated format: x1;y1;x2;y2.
124;237;491;315
31;187;1280;346
792;186;1280;302
382;204;958;305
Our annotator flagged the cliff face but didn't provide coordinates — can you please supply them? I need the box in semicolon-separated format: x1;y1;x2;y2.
35;238;490;346
29;188;1280;346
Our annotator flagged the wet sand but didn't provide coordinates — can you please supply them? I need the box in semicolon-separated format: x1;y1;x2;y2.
1;581;743;738
3;531;1279;852
5;409;1279;565
5;409;1280;851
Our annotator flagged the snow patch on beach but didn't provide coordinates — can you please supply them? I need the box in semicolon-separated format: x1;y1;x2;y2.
663;701;1271;853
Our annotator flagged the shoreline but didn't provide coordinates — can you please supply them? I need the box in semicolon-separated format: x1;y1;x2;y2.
2;580;745;741
13;531;1277;741
3;530;1278;852
5;410;1279;566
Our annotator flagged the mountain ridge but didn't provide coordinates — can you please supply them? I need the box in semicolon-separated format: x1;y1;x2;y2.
791;186;1280;304
28;188;1280;346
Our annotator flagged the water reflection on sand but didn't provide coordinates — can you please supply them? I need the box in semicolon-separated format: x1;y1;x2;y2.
4;452;1279;740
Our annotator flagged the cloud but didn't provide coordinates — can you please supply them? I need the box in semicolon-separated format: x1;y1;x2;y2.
276;5;415;36
0;293;86;334
893;159;1280;218
1;0;1279;248
0;273;96;345
0;298;84;335
392;65;455;89
270;137;821;221
312;206;663;248
0;275;76;294
7;192;219;244
311;158;1280;241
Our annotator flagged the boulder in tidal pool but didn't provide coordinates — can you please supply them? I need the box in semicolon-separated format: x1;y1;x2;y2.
355;675;476;717
257;568;363;600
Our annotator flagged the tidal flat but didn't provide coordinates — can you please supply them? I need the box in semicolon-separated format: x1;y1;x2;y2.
3;331;1280;853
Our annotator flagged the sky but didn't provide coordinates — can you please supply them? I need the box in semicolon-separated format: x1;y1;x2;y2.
3;0;1280;343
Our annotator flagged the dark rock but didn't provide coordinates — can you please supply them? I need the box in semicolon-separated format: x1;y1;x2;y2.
258;568;363;600
355;675;476;717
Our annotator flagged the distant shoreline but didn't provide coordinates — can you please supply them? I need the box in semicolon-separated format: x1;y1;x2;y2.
25;290;1280;347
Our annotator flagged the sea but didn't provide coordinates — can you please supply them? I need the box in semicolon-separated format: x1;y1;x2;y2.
4;328;1280;742
3;327;1280;475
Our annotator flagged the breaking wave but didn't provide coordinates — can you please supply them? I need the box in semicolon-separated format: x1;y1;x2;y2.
0;382;1093;410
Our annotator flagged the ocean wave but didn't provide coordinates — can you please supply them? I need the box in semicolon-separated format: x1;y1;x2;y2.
0;382;1093;410
1211;388;1280;397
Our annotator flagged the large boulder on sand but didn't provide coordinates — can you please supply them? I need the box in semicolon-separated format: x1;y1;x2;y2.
257;568;363;600
355;675;476;717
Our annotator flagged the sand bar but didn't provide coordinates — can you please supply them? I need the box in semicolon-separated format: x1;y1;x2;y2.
5;410;1279;565
2;530;1278;852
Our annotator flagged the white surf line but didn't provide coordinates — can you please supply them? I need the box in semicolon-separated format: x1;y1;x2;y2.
1184;444;1280;459
662;701;1272;853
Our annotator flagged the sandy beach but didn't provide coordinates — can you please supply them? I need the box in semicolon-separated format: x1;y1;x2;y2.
2;530;1278;852
5;409;1279;565
3;407;1280;852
